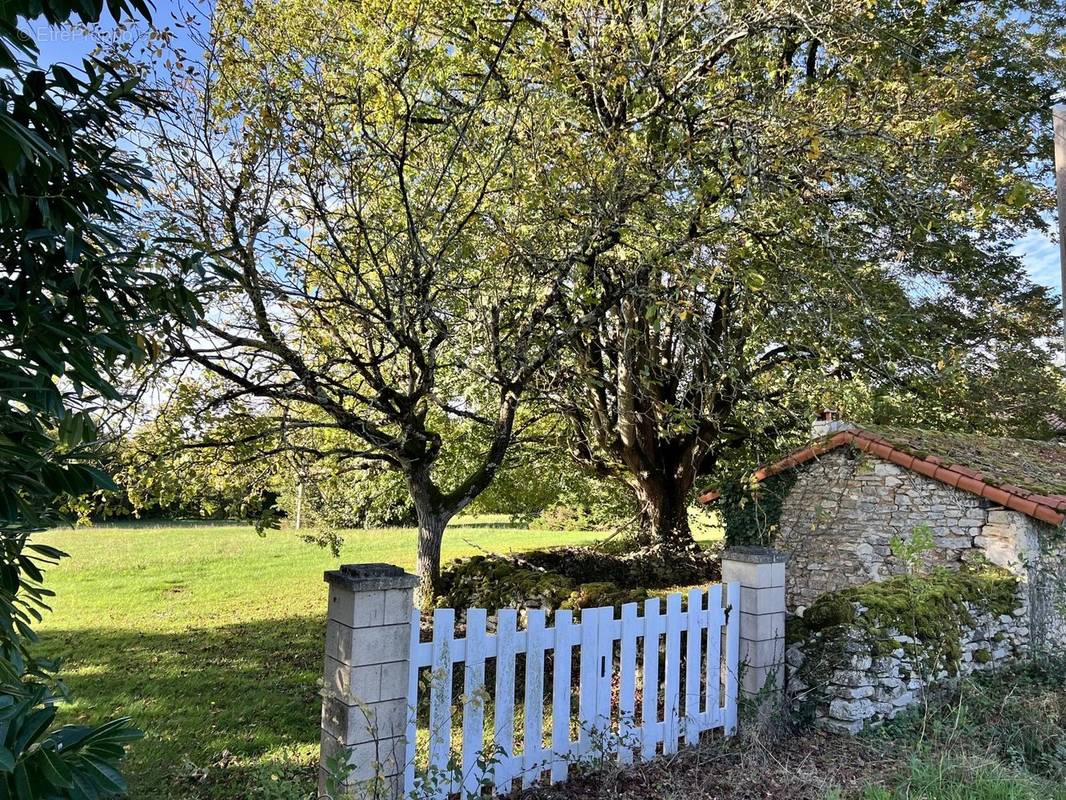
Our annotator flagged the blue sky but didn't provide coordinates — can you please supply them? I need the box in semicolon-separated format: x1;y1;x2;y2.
20;1;1066;301
1013;228;1063;296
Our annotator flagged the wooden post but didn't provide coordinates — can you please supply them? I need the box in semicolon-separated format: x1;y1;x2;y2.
1053;104;1066;354
294;481;304;530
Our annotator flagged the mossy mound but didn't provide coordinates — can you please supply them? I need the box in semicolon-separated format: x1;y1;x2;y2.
791;566;1020;672
435;544;719;612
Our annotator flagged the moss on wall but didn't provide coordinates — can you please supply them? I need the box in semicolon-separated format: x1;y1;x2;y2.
790;566;1019;673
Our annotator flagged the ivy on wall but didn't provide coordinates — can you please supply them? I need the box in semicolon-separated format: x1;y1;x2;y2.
718;470;800;547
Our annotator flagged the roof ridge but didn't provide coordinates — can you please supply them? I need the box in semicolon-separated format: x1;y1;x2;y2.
699;425;1066;527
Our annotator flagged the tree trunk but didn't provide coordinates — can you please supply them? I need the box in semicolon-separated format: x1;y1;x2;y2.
407;465;452;602
633;474;697;551
414;508;448;602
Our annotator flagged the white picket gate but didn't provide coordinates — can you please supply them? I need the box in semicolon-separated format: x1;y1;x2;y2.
403;582;740;798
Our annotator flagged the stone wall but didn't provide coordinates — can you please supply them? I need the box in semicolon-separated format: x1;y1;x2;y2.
772;448;1066;653
786;595;1029;734
977;509;1066;651
775;448;988;610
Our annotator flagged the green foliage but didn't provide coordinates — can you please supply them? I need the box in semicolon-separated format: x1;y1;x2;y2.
0;0;204;793
863;658;1066;798
550;0;1066;546
434;556;577;613
65;382;278;523
275;465;415;530
860;757;1066;800
718;472;799;547
889;525;937;573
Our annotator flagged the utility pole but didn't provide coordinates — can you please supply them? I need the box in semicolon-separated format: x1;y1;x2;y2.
1054;104;1066;355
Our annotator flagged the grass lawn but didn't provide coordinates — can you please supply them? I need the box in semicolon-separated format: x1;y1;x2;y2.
34;516;622;799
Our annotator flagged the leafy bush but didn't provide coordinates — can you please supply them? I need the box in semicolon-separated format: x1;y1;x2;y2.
872;657;1066;787
717;471;799;547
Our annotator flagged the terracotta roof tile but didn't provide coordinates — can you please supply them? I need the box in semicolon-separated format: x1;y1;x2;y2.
699;424;1066;527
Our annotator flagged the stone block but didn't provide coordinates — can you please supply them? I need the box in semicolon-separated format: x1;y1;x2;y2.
384;588;417;625
835;685;874;700
834;670;874;688
817;717;864;735
741;662;785;697
740;637;784;669
722;558;785;589
328;587;387;629
320;730;405;782
326;622;411;668
891;691;915;707
740;611;784;641
829;697;874;722
739;586;785;615
322;696;409;745
848;654;873;671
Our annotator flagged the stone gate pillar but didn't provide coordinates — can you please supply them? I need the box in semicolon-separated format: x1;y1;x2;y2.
721;547;787;703
320;563;418;800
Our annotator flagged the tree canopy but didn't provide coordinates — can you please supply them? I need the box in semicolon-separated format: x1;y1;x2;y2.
116;0;1066;584
140;0;743;591
551;0;1066;545
0;0;199;794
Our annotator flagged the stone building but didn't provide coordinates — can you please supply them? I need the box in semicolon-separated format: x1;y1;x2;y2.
704;423;1066;651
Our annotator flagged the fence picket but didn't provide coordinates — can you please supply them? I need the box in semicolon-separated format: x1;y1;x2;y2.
724;581;741;735
462;609;488;796
684;589;703;746
617;602;639;763
404;580;739;799
493;608;518;793
595;607;613;743
577;607;599;756
428;608;455;798
550;610;574;783
404;607;420;793
522;609;546;788
663;593;682;754
705;584;723;726
640;597;660;761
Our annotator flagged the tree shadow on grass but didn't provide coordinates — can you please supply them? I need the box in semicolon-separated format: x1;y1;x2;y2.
36;616;329;799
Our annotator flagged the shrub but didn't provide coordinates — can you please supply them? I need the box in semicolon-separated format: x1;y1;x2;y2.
562;582;650;610
889;657;1066;785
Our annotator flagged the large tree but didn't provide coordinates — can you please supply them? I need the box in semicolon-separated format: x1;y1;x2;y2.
553;0;1066;548
0;0;200;794
140;0;767;592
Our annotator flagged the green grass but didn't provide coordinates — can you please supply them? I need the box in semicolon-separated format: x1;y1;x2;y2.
33;517;610;799
843;657;1066;800
856;757;1066;800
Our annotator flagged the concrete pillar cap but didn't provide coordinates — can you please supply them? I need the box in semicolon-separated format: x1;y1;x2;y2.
722;546;788;564
324;563;420;591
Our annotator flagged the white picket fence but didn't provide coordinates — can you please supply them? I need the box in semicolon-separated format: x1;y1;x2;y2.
403;582;740;798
